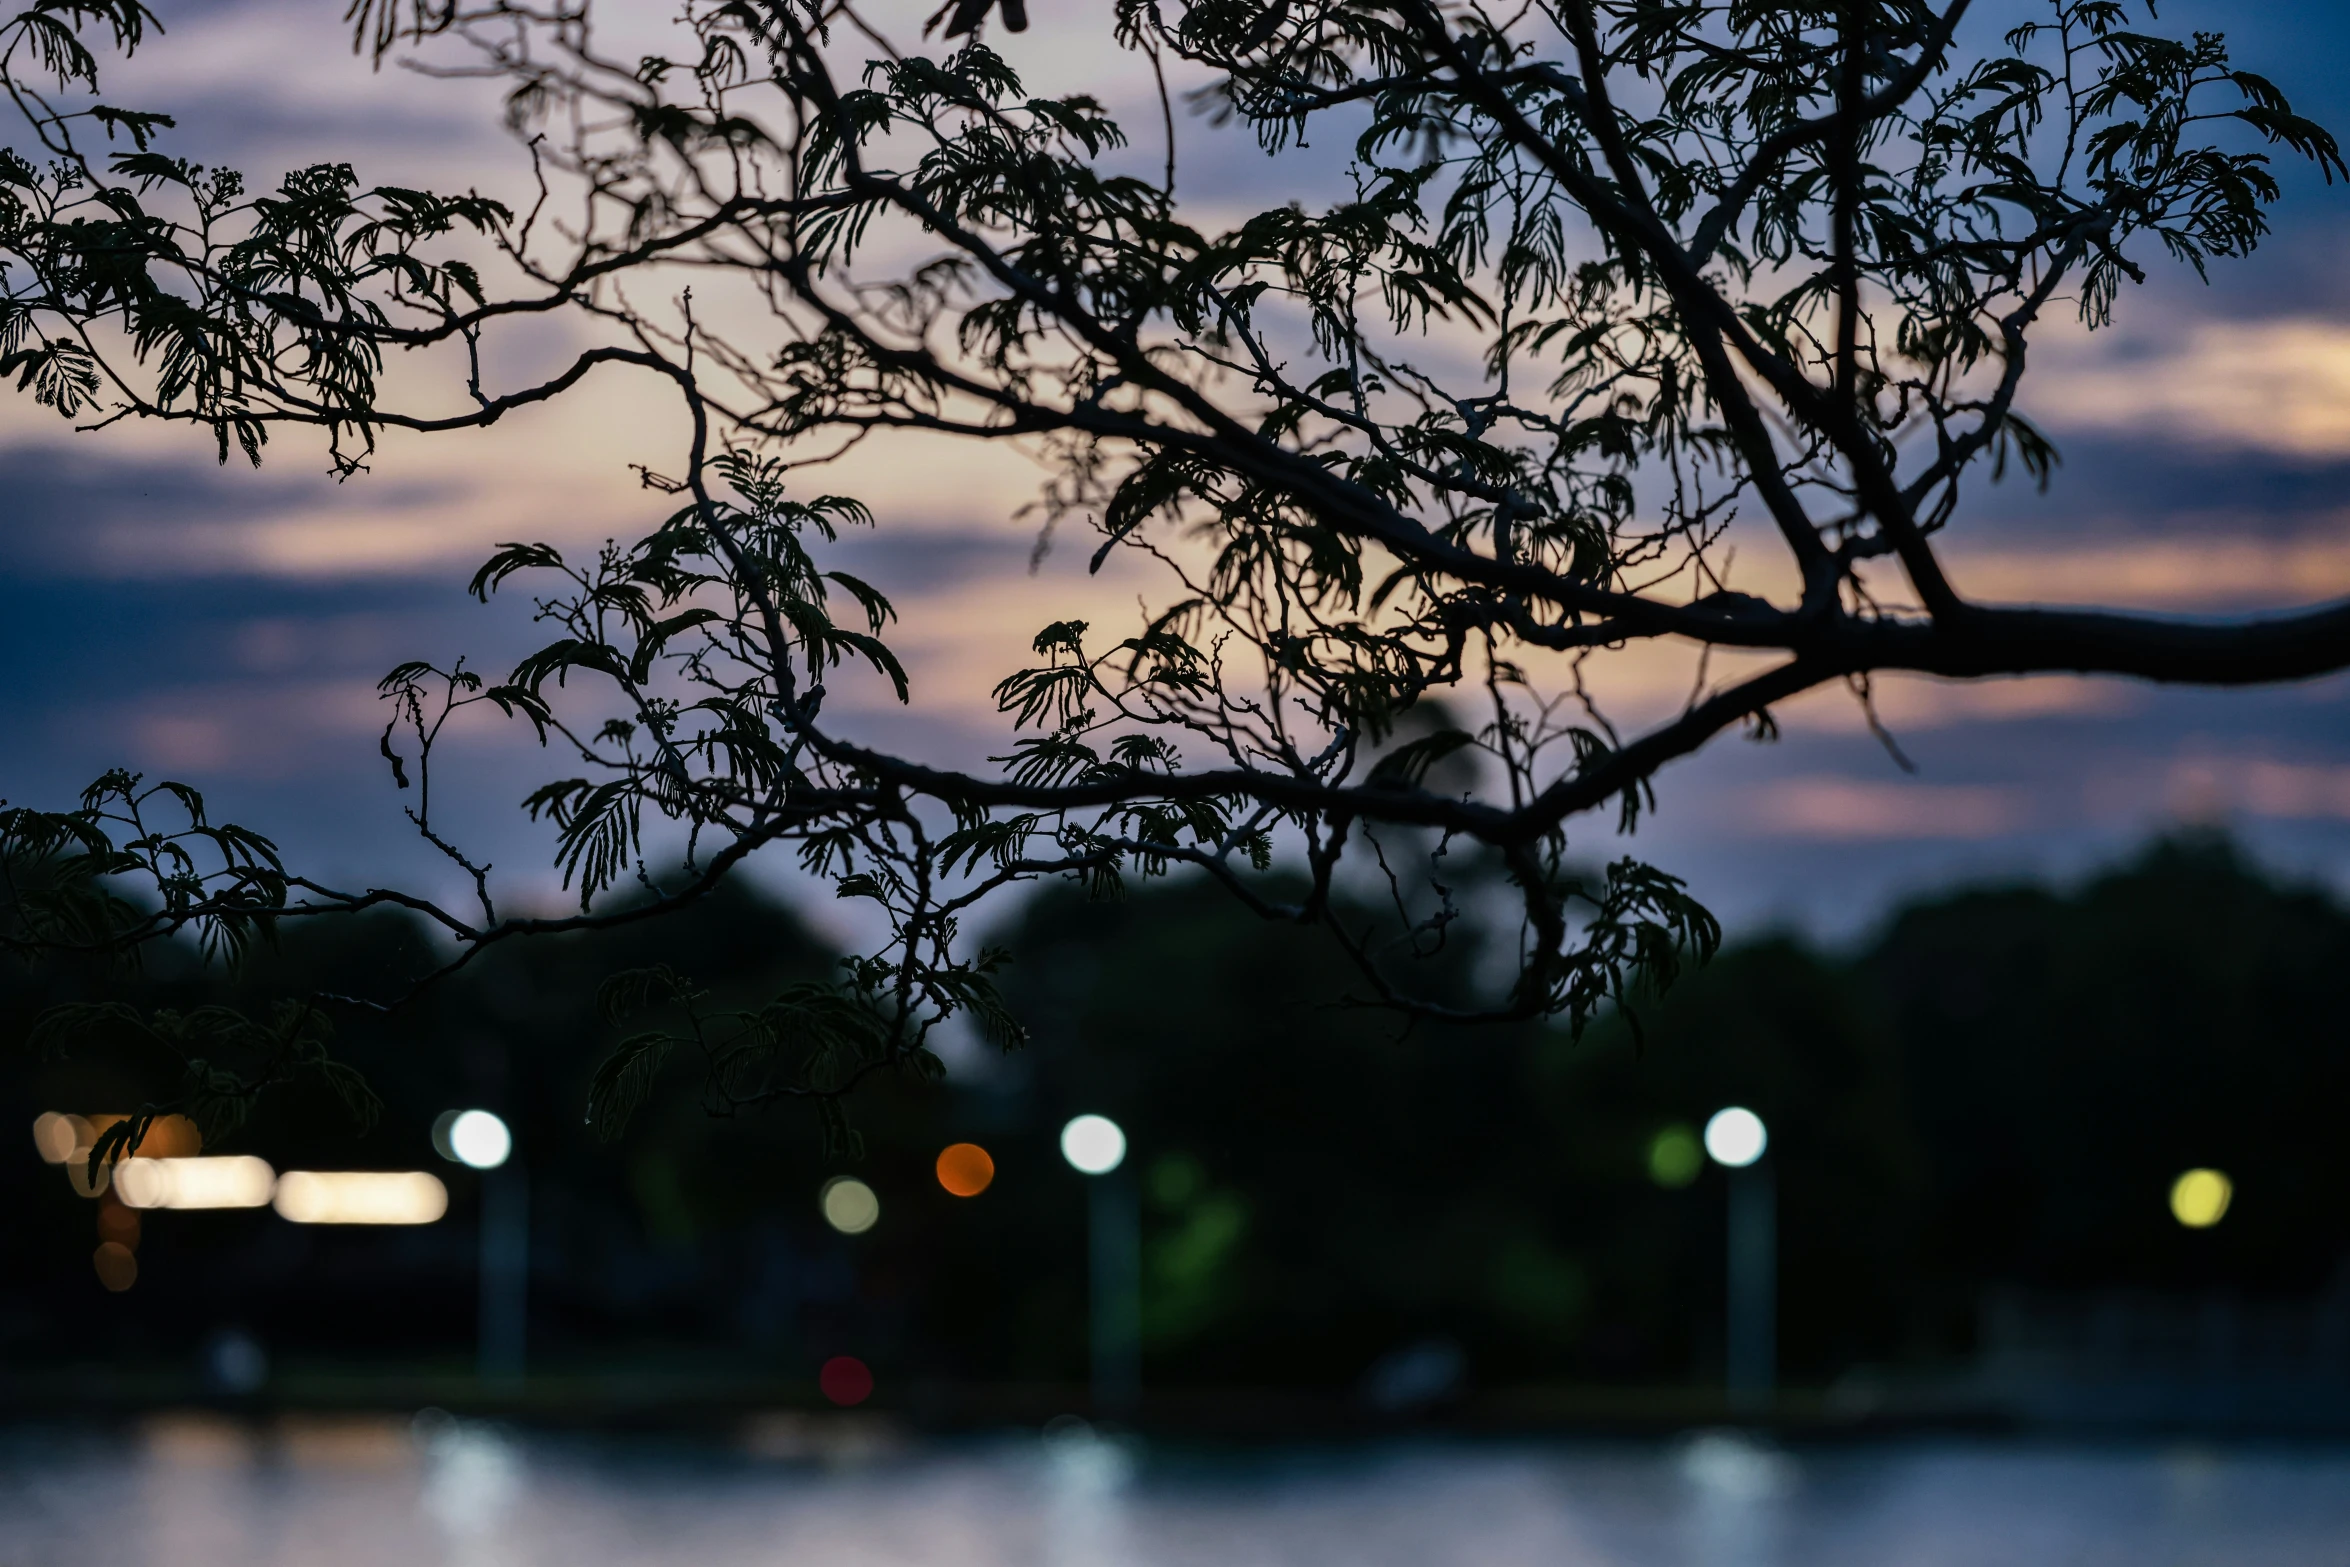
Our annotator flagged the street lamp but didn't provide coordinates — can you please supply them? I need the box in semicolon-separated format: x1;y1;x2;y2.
435;1109;525;1388
1061;1114;1127;1176
1706;1106;1774;1414
1704;1107;1766;1168
446;1110;512;1170
1062;1114;1137;1416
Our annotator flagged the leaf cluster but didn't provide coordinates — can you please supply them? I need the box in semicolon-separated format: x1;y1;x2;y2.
3;0;2343;1140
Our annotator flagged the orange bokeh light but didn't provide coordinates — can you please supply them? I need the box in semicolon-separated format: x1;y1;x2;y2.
93;1241;137;1292
97;1200;140;1250
133;1115;204;1159
935;1142;995;1197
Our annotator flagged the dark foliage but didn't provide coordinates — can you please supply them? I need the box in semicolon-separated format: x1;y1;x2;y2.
1;0;2346;1145
18;835;2338;1397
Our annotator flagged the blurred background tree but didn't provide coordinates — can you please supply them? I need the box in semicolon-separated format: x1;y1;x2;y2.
11;832;2345;1404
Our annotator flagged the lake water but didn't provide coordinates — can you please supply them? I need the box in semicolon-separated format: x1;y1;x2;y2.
6;1416;2349;1566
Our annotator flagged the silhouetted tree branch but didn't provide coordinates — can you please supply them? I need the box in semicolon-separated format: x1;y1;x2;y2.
2;0;2342;1140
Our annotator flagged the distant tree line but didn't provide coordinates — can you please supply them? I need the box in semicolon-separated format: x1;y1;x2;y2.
9;833;2345;1399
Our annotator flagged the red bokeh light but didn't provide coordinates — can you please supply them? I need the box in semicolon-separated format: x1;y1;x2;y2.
819;1355;874;1406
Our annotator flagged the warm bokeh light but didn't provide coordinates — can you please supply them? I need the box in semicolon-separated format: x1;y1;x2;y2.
1060;1114;1127;1176
130;1115;203;1158
31;1111;86;1165
65;1155;111;1200
42;1112;119;1192
1704;1107;1769;1169
37;1111;202;1173
1647;1125;1703;1188
115;1156;277;1211
92;1241;137;1292
96;1200;140;1250
2170;1168;2234;1229
819;1176;881;1235
935;1142;996;1197
271;1171;449;1226
819;1355;874;1407
446;1110;513;1171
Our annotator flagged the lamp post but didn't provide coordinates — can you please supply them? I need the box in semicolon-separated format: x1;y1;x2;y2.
435;1109;524;1388
1061;1114;1138;1418
1705;1106;1773;1415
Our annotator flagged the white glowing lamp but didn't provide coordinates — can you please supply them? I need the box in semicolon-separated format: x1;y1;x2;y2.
433;1109;512;1170
1060;1114;1127;1176
1704;1107;1768;1169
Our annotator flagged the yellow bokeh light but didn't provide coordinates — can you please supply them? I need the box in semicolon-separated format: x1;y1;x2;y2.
2169;1168;2233;1229
820;1176;880;1234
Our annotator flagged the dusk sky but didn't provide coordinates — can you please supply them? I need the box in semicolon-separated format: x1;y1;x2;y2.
6;0;2350;949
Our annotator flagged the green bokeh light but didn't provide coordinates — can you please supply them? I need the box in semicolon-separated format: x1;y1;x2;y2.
1647;1124;1703;1189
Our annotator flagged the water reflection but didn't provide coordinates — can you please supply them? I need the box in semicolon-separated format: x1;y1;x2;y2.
1679;1431;1793;1567
2;1421;2347;1566
1041;1418;1138;1567
416;1411;524;1567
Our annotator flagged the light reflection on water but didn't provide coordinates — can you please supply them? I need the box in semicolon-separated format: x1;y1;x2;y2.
5;1416;2349;1567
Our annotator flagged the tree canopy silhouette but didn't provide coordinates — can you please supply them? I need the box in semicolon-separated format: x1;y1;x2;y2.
1;0;2344;1146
